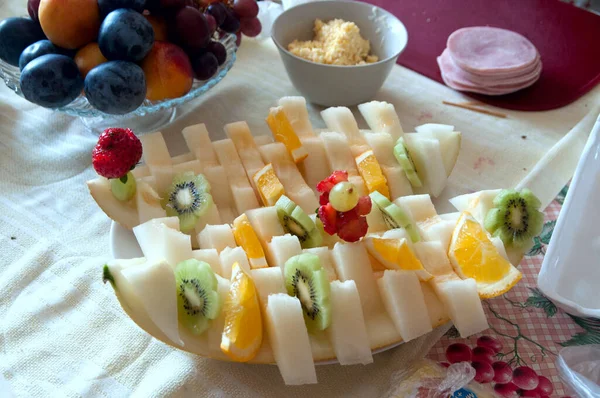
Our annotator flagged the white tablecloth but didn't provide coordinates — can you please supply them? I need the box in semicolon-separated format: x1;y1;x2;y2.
1;6;599;395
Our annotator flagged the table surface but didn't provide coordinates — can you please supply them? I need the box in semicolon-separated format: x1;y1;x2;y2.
1;2;600;396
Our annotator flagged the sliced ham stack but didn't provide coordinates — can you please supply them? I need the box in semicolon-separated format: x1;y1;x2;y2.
437;27;542;96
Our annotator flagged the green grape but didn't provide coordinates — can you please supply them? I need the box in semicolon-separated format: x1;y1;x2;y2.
111;171;136;201
329;182;359;212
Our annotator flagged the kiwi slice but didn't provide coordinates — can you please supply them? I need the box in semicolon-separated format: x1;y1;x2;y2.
111;171;137;201
163;172;213;233
484;189;544;249
284;253;331;332
370;191;421;242
175;259;221;335
275;195;323;248
393;138;423;188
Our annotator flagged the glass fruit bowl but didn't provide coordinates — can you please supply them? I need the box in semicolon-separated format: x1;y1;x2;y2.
0;32;237;133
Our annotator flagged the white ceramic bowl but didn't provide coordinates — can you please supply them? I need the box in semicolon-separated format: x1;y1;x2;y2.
271;0;408;106
537;114;600;319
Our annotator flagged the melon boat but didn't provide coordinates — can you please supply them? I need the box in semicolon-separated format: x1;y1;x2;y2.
90;96;536;385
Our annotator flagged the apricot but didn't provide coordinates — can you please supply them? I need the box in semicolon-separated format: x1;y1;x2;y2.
141;41;193;101
74;43;107;78
144;14;168;41
38;0;100;49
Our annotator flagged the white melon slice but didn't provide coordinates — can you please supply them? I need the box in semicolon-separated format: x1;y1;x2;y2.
87;177;139;229
331;242;384;314
213;139;260;214
172;159;203;175
439;212;461;223
202;165;236;223
198;224;236;252
431;276;489;338
268;234;302;271
191;249;222;275
358;101;404;140
119;259;183;346
394;194;437;222
449;189;502;226
382;165;414;199
251;267;287;309
204;275;230;356
219;246;251;278
265;294;317;385
278;96;315;138
381;228;411;242
139;131;172;167
134;221;193;267
420;281;449;327
254;135;274;146
413;241;453;276
136;179;166;224
303;247;337;281
246;206;285;255
194;205;222;238
131;164;150;178
327;280;373;365
225;121;265;195
417;217;456;252
148;165;173;196
320;132;359;176
348;175;368;196
403;133;447;197
258;143;318;214
298;136;331;193
378;270;432;342
171;152;195;165
181;124;220;169
321;106;367;152
366;202;388;233
361;131;396;166
415;124;461;177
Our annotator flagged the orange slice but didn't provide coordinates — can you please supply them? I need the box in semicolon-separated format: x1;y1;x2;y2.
233;214;268;269
355;150;390;199
365;236;433;281
220;262;263;362
448;212;522;299
252;163;285;206
266;106;309;163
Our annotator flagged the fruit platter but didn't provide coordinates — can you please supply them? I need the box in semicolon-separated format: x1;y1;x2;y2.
0;0;262;129
86;95;545;385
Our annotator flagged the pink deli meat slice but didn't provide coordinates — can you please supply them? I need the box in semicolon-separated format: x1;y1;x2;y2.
439;65;539;95
447;27;539;75
438;48;542;88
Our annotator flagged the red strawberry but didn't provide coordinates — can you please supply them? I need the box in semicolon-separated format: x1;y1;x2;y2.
92;128;142;179
336;209;368;242
319;191;329;206
355;195;372;216
316;170;348;193
318;203;337;235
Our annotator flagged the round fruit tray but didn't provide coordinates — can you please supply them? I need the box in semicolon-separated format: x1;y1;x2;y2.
0;32;237;133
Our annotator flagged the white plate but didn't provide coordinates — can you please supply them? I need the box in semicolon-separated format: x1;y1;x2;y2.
537;114;600;319
109;221;412;364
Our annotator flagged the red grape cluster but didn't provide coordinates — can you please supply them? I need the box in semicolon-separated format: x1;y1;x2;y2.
444;336;555;398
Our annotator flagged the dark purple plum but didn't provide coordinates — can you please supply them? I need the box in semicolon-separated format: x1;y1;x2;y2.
98;9;154;62
191;51;217;80
170;7;210;53
0;18;45;67
20;54;83;108
98;0;147;18
206;41;226;65
207;2;227;26
84;61;146;114
19;40;59;70
27;0;41;21
220;8;240;33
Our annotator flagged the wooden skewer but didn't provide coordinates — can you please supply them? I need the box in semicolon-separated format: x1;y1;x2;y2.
442;101;507;118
